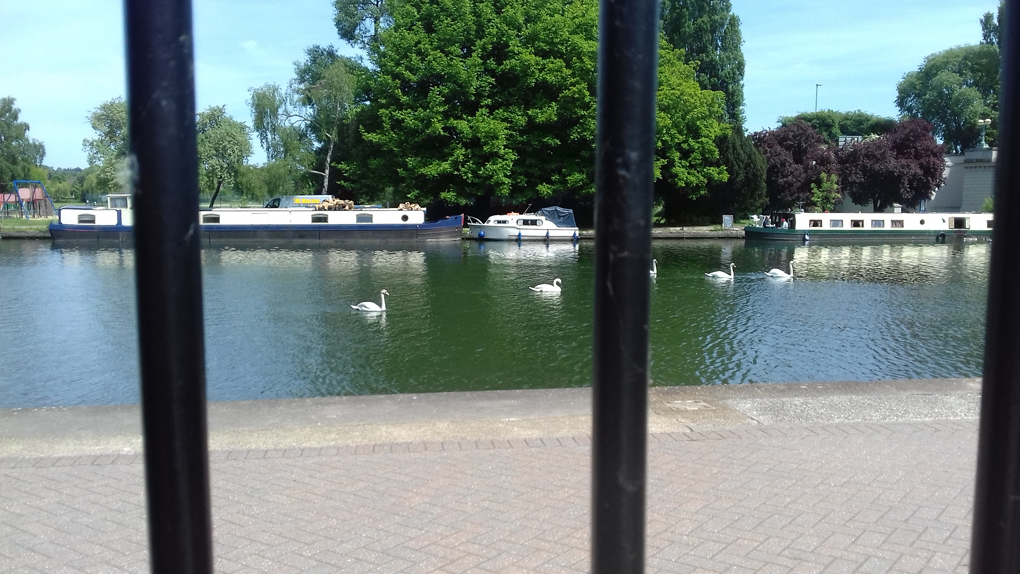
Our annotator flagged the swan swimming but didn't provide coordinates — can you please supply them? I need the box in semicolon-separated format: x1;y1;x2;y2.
650;259;658;277
352;289;389;311
764;261;794;279
705;263;735;280
530;278;562;292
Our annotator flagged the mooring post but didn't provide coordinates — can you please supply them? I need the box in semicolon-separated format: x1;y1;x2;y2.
125;0;214;572
590;0;658;569
970;2;1020;572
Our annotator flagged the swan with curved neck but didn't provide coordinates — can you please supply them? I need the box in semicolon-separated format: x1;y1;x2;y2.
650;259;658;277
530;278;562;292
352;289;389;311
764;261;794;279
705;263;735;280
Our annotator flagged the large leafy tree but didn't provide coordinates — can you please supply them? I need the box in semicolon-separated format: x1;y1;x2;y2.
981;0;1005;49
334;0;392;50
357;0;599;205
704;125;765;219
779;110;897;145
896;44;999;153
249;48;363;196
838;119;945;213
83;98;129;195
751;120;837;211
356;0;727;207
196;106;252;208
660;0;745;126
0;97;45;194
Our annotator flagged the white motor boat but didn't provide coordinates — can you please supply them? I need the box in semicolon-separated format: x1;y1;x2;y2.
467;206;579;241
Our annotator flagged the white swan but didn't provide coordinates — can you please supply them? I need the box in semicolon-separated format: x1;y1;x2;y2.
530;278;562;292
705;263;735;280
351;289;388;311
650;259;658;277
764;261;794;279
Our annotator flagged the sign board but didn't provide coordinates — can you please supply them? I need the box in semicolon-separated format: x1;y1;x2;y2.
722;215;733;228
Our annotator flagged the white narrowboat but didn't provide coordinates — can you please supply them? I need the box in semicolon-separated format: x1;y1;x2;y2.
49;194;464;243
744;212;993;242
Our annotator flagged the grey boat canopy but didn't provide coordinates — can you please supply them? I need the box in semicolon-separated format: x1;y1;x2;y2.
536;206;577;228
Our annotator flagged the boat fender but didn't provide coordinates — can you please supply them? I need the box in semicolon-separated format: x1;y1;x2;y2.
803;233;810;242
573;231;579;242
936;232;946;243
478;230;485;239
545;230;550;239
517;231;522;241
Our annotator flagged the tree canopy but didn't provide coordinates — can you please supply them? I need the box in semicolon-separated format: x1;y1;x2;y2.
196;106;253;207
896;44;999;153
779;110;897;145
660;0;745;126
82;98;129;195
750;120;837;211
838;119;945;213
0;97;45;193
354;0;727;209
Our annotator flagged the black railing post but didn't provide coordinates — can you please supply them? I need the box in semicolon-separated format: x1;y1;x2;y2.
125;0;214;572
591;0;658;569
971;1;1020;572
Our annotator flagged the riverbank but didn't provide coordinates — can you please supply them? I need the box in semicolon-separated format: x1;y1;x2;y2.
1;379;979;573
1;226;745;240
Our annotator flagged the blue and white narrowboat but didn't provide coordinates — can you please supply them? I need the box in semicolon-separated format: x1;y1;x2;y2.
744;211;993;242
49;194;464;243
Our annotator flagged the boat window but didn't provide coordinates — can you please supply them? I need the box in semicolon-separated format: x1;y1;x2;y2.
517;219;541;226
110;196;129;208
495;219;508;224
950;217;969;229
809;219;822;228
829;220;843;228
891;220;904;228
851;220;864;228
987;220;994;228
920;219;925;225
77;214;96;224
311;214;328;223
356;213;373;223
401;214;408;222
202;213;220;224
871;220;885;228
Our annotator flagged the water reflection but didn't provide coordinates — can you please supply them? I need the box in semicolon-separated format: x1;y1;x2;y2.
0;239;991;407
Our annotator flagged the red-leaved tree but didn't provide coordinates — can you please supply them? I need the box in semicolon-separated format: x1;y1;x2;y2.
750;120;837;211
838;119;945;212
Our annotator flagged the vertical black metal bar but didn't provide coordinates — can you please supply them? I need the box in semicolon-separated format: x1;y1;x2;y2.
591;0;658;569
125;0;213;572
972;2;1020;572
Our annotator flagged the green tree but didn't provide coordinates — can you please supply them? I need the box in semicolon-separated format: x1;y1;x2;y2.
196;106;252;208
334;0;391;50
981;0;1005;49
291;46;361;195
705;125;765;219
357;0;726;208
660;0;745;126
896;44;999;153
0;97;46;194
809;172;840;212
655;37;730;222
779;110;896;145
82;98;129;194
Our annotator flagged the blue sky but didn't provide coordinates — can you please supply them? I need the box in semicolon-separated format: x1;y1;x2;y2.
0;0;1000;169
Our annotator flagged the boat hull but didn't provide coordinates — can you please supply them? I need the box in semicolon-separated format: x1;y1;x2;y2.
744;226;992;242
51;215;465;243
467;225;578;241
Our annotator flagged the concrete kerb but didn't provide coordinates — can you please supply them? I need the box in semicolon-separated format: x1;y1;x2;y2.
0;378;981;459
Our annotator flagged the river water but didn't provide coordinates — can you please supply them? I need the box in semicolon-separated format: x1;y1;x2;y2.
0;238;990;408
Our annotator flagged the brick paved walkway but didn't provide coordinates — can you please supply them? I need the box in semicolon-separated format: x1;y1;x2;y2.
1;418;975;573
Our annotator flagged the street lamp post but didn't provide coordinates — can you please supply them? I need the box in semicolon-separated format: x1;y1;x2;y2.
815;84;822;112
